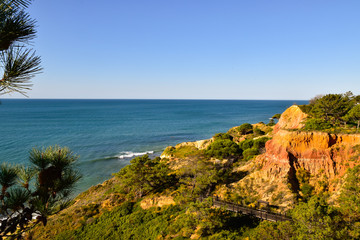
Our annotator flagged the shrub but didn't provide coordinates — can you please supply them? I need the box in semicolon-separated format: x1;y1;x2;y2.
213;133;233;141
114;155;173;199
205;139;242;159
253;128;265;136
253;137;270;150
303;118;332;131
243;148;259;160
238;123;253;135
239;139;254;151
267;118;276;126
272;113;281;119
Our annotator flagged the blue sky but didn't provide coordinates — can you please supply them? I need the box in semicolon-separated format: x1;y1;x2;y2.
5;0;360;99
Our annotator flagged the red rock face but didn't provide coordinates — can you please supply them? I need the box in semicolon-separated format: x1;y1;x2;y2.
263;106;360;191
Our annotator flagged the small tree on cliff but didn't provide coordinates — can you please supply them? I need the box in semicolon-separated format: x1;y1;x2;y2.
0;146;81;238
114;155;173;199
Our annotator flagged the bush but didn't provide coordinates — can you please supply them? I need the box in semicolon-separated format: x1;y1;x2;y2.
243;148;259;160
253;128;265;136
239;139;254;151
267;119;276;126
253;137;270;149
213;133;233;141
272;113;281;119
238;123;253;135
114;155;173;199
303;118;332;131
205;139;242;159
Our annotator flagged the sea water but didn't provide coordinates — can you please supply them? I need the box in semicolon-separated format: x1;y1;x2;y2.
0;99;307;194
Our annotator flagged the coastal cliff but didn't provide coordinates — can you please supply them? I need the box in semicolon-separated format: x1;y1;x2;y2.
29;103;360;239
231;105;360;208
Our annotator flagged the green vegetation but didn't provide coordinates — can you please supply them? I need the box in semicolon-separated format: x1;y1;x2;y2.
251;195;347;239
238;123;253;135
54;200;258;240
114;155;174;199
0;146;81;239
162;145;201;159
272;113;281;119
296;168;314;201
242;148;260;161
303;118;332;131
250;164;360;239
0;0;42;95
300;91;360;133
338;165;360;238
204;126;270;161
205;139;242;160
253;127;265;136
28;150;360;240
25;97;360;239
344;105;360;132
238;137;269;160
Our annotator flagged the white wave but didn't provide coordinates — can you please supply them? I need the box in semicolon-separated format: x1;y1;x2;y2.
117;151;154;159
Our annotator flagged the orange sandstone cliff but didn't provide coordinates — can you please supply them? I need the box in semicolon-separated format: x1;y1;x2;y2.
265;105;360;186
231;105;360;208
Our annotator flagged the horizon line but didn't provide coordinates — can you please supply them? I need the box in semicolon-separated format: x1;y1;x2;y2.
0;98;309;101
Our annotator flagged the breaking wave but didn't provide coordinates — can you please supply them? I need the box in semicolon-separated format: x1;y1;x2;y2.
117;151;155;159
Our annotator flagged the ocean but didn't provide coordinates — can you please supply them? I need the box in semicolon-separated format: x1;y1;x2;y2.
0;99;307;194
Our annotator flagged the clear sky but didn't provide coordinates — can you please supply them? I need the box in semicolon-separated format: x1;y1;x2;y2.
5;0;360;99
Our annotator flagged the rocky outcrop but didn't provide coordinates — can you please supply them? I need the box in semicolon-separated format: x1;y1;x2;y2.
273;105;307;133
231;105;360;208
175;139;213;150
160;139;213;159
264;105;360;188
140;196;175;209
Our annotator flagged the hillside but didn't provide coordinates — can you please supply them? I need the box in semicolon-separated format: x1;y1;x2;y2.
28;101;360;239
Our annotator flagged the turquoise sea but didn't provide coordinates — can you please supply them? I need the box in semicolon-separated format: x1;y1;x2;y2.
0;99;307;194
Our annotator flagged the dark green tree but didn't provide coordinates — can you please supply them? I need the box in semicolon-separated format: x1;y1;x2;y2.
290;196;347;239
0;146;81;239
114;155;173;199
309;93;354;125
205;139;242;160
0;0;42;95
344;104;360;132
238;123;253;135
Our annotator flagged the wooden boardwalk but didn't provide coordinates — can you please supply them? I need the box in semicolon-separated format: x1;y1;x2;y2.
205;197;292;222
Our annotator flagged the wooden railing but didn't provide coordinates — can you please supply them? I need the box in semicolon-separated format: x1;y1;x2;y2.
200;196;292;222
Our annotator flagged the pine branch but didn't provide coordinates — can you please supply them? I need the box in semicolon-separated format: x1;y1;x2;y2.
0;46;42;95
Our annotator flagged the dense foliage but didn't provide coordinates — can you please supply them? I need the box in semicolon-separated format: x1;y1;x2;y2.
0;0;42;95
54;200;259;240
205;139;242;160
237;123;253;135
114;155;174;199
0;146;81;239
300;91;360;132
28;150;360;240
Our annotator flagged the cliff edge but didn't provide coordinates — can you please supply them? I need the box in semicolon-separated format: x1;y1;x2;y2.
231;105;360;208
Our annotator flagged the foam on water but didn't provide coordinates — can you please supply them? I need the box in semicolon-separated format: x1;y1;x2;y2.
117;151;155;159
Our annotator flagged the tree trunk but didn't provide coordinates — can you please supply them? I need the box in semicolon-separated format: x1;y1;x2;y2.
357;120;359;133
